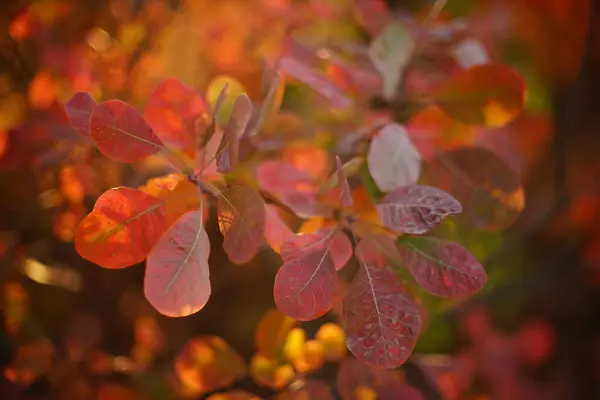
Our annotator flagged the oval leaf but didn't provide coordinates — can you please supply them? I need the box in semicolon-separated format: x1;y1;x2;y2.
274;231;337;321
90;100;164;162
368;124;421;192
144;211;210;317
65;92;97;137
376;184;462;234
433;64;526;127
144;78;207;148
217;185;265;264
369;21;415;100
75;187;167;269
344;240;421;369
281;228;351;271
398;236;486;298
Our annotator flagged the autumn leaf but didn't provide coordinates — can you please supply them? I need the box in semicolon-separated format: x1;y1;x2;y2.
398;236;487;298
64;92;97;137
144;210;211;317
90;100;164;162
216;93;253;173
144;78;207;148
255;309;298;361
274;229;338;320
246;71;286;137
432;64;526;127
74;187;167;269
376;184;462;234
281;228;352;271
217;185;266;264
175;335;247;395
344;240;421;369
315;323;347;361
250;354;295;390
264;204;294;254
369;21;415;100
368;124;421;192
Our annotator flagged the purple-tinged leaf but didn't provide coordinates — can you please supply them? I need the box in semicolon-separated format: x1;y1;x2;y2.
217;185;265;265
65;92;97;137
376;184;462;234
368;124;421;192
144;210;210;317
280;228;350;271
216;94;252;173
344;240;421;369
279;56;353;110
264;204;293;254
90;100;164;163
398;236;487;298
274;230;337;320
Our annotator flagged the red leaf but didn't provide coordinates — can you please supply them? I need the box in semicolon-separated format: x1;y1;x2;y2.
398;236;487;298
144;210;210;317
217;185;265;264
90;100;164;162
256;161;318;218
144;78;207;148
216;94;253;173
344;240;421;369
274;230;338;321
264;204;294;254
74;187;167;269
64;92;97;137
376;184;462;234
281;228;351;271
279;55;353;110
336;156;353;208
368;124;421;192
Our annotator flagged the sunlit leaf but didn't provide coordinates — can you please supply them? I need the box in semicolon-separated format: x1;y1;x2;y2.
398;236;486;298
90;100;164;162
217;185;265;264
376;184;462;234
250;354;295;390
316;323;347;361
145;210;211;317
421;147;524;230
344;240;421;369
4;339;54;386
275;379;335;400
248;71;286;137
264;204;294;254
175;335;247;395
255;309;298;361
368;124;421;192
75;187;167;269
65;92;97;137
144;78;207;148
289;339;325;374
279;55;353;110
216;94;253;173
432;64;526;127
369;21;415;100
207;390;263;400
280;227;350;271
274;230;338;320
256;161;318;217
139;173;205;226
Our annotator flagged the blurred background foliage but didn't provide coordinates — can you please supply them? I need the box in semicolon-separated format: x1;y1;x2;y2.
0;0;599;399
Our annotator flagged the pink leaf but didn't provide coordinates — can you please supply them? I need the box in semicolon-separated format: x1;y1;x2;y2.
256;161;318;218
90;100;164;162
398;236;487;298
64;92;97;137
344;240;421;369
368;124;421;192
264;204;294;254
144;78;207;148
274;230;337;320
376;184;462;234
217;185;265;265
144;210;211;317
216;94;253;173
279;56;353;110
335;156;353;208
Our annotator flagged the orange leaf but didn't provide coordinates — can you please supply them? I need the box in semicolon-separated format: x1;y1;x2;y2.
315;323;347;361
255;309;298;361
175;336;247;395
250;354;295;390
